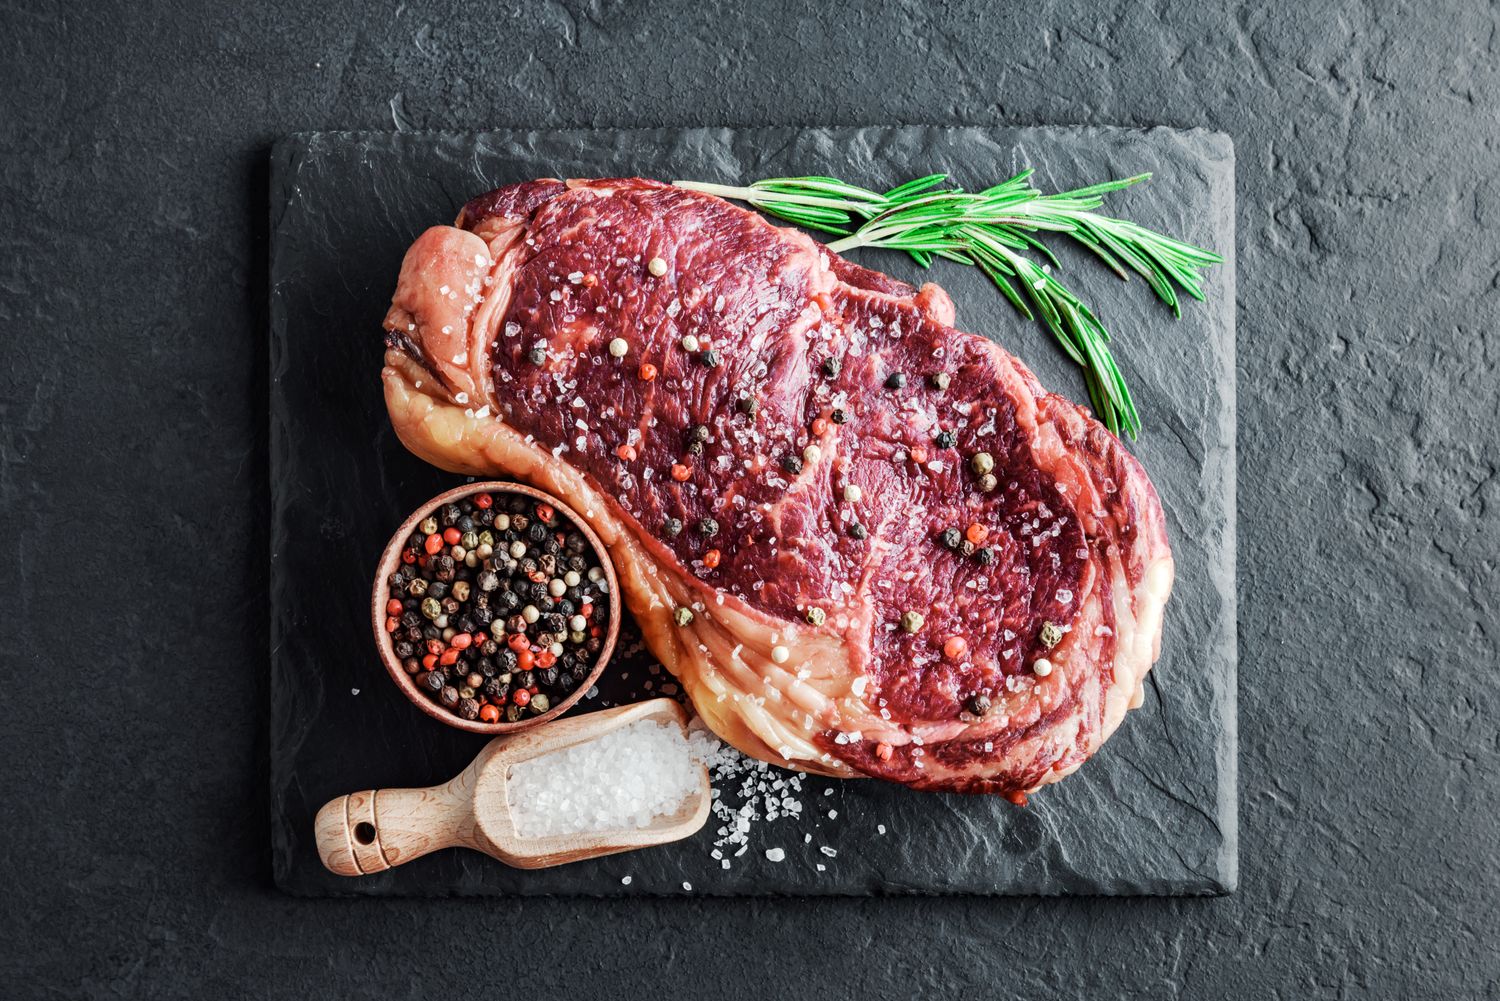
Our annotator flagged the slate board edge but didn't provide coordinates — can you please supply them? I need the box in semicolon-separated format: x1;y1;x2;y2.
266;126;1237;897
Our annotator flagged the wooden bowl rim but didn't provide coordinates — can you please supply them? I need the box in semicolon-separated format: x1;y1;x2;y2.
371;480;621;735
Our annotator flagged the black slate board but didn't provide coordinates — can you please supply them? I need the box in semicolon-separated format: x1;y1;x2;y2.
270;126;1235;897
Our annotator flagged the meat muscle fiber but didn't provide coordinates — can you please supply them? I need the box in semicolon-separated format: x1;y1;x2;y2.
381;178;1173;799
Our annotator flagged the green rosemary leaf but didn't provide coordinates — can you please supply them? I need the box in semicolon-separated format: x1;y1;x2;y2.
883;173;951;200
676;166;1220;438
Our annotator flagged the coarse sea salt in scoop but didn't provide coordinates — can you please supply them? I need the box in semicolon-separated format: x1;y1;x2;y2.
508;717;720;838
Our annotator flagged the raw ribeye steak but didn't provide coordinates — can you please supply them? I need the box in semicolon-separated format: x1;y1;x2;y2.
380;177;1173;800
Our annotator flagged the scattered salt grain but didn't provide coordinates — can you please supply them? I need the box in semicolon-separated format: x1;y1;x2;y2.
765;848;786;862
507;719;717;838
621;875;632;885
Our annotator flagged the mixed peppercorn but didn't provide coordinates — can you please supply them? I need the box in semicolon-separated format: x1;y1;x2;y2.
383;491;610;723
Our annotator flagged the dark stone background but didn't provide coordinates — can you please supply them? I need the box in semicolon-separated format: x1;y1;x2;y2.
2;1;1495;997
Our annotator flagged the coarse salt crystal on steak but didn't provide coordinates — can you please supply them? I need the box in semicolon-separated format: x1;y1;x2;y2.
380;177;1173;801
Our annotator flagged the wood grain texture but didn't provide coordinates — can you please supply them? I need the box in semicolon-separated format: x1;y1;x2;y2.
314;699;710;873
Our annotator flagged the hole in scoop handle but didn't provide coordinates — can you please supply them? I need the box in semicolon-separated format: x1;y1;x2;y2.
314;784;472;877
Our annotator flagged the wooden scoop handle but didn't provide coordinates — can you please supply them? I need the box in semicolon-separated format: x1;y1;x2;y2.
314;781;475;876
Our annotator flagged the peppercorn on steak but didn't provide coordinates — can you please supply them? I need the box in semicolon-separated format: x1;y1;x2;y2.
381;178;1173;800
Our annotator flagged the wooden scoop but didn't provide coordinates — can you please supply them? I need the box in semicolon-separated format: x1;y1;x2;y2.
315;699;711;873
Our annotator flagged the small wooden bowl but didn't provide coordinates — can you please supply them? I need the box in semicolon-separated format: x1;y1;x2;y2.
372;481;621;735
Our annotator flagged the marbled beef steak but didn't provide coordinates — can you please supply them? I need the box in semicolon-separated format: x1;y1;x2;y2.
380;178;1173;800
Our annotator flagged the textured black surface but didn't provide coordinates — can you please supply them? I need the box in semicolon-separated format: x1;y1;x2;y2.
269;126;1235;897
4;1;1498;997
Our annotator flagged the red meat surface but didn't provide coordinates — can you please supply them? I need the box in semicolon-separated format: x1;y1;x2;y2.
381;177;1173;799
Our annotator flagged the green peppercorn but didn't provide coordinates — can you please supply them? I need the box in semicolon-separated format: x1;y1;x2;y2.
929;372;951;391
528;347;547;365
806;607;826;626
698;517;719;536
978;473;998;493
406;577;428;597
1040;622;1063;648
900;610;924;634
884;371;907;390
687;441;705;456
688;424;710;444
674;606;695;626
970;451;995;475
664;517;683;537
530;692;551;715
460;531;479;550
933;429;957;449
420;596;442;620
821;357;841;379
505;704;524;723
737;395;758;417
419;516;439;536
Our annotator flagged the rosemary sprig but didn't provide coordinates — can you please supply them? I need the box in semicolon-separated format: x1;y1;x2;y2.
674;170;1222;439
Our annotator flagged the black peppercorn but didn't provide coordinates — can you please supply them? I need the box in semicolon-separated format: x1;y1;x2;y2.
737;396;758;417
529;347;547;365
940;527;962;550
395;640;416;659
699;349;721;367
458;697;480;721
884;371;907;389
439;685;460;708
538;666;561;688
821;357;841;378
966;693;992;717
688;424;710;444
781;453;804;475
498;649;518;673
830;408;848;424
698;517;719;536
974;546;995;566
849;522;868;540
511;513;530;531
516;670;536;690
402;657;421;675
442;504;461;525
960;540;976;557
422;671;444;693
933;429;957;449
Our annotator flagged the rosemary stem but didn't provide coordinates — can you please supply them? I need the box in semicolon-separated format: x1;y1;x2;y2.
673;180;757;200
674;181;858;213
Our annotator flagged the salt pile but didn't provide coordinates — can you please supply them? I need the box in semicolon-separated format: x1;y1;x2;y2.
508;719;718;838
